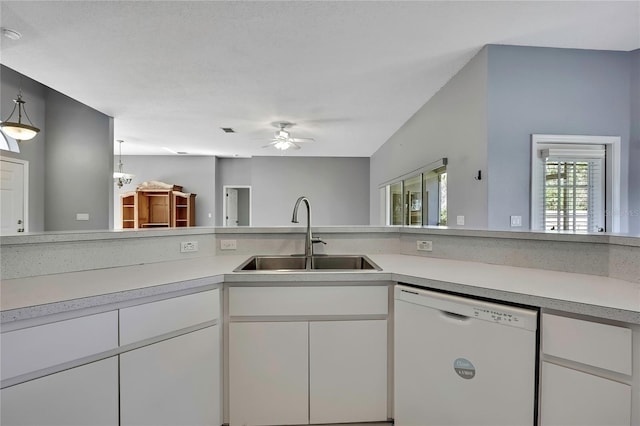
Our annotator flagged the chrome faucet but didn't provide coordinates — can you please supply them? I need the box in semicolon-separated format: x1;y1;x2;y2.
291;196;325;266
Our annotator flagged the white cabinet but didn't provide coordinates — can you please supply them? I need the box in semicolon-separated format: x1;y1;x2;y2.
1;311;118;380
120;325;220;426
229;322;309;426
540;362;631;426
227;285;389;426
309;320;387;424
1;288;222;426
1;357;118;426
120;289;222;426
540;313;633;426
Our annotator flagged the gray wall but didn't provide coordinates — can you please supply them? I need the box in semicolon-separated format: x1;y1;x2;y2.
487;45;632;231
217;156;370;226
370;45;637;233
2;65;114;232
369;47;488;227
215;157;252;224
45;90;113;231
630;49;640;235
113;155;216;228
1;66;46;232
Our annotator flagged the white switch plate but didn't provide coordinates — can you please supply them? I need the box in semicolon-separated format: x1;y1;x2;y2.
457;215;465;226
76;213;89;221
220;239;237;250
510;215;522;227
180;241;198;252
417;240;433;251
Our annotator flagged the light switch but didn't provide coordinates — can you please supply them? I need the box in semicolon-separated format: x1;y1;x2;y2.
76;213;89;221
456;215;465;226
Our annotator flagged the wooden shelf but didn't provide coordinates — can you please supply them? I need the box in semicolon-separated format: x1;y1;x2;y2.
120;188;196;229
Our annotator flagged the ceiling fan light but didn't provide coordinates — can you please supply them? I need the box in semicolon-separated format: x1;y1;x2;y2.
276;129;289;139
274;140;292;150
0;122;39;140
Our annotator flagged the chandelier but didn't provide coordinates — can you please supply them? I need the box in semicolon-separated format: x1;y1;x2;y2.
113;140;135;188
0;89;40;141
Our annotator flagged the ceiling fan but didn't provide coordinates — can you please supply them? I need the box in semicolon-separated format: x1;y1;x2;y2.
263;122;315;151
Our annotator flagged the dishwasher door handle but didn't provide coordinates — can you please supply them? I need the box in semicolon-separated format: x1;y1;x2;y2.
439;310;470;322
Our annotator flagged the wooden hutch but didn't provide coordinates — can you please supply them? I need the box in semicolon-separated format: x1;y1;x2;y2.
121;184;196;229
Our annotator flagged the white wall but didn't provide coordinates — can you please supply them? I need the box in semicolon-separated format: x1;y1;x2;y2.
113;156;216;228
629;49;640;235
369;47;488;227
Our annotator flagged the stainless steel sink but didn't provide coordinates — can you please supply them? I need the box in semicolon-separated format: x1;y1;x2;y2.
234;255;381;272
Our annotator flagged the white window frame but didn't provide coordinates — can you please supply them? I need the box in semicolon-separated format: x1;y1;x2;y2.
531;134;621;233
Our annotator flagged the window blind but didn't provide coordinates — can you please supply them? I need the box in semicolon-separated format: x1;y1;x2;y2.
537;146;605;232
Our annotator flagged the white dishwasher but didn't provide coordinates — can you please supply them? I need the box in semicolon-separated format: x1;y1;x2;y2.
394;284;538;426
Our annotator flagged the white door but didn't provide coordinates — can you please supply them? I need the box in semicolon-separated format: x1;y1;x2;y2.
0;158;27;235
309;320;388;424
229;321;309;426
120;326;220;426
225;187;238;226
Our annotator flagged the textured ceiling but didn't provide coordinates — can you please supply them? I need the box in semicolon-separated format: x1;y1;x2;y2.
1;1;638;156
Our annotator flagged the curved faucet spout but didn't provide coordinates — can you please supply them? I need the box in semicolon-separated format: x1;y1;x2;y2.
292;196;313;259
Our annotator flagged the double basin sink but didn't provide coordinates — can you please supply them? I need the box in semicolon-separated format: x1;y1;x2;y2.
234;254;381;272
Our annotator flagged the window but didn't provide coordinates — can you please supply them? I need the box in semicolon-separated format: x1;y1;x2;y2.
1;130;20;153
542;152;604;232
531;135;620;233
382;159;447;227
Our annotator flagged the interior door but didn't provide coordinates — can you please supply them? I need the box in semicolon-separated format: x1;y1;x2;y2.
225;188;238;227
0;158;26;235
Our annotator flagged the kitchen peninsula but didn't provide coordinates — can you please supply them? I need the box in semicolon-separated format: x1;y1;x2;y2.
1;227;639;426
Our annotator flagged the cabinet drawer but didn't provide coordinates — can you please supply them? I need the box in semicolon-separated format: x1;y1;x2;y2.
120;289;219;345
229;286;388;316
542;313;632;375
1;311;118;380
540;361;631;426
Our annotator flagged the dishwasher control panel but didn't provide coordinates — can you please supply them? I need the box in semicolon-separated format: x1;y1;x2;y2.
472;307;524;325
395;285;537;331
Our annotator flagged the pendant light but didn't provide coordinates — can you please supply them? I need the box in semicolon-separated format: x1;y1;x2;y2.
113;140;135;188
0;89;40;141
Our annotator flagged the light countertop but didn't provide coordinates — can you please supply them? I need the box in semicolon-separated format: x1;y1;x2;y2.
2;254;639;324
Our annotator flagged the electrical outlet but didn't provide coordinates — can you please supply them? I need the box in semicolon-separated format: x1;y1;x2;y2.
417;240;433;251
180;241;198;253
457;215;465;226
220;239;237;250
76;213;89;221
510;215;522;227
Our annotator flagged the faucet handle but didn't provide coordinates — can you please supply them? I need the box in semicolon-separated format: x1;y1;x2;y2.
311;236;326;245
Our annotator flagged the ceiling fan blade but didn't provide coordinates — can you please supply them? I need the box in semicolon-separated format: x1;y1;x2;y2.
291;137;315;143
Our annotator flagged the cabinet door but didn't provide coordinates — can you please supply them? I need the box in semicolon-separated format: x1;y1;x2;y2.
309;320;388;424
120;325;220;426
229;322;308;426
540;362;631;426
1;357;118;426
